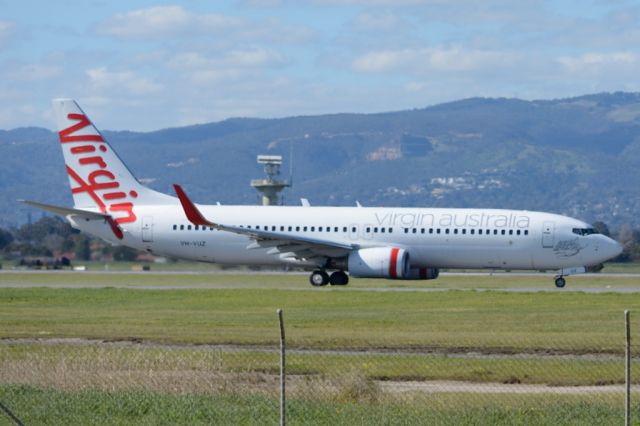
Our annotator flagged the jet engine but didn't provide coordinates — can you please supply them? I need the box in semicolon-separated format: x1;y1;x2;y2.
348;247;410;279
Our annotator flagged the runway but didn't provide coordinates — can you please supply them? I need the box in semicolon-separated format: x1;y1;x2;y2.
1;270;640;292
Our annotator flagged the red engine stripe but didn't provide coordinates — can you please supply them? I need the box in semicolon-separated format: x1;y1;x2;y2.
389;247;399;278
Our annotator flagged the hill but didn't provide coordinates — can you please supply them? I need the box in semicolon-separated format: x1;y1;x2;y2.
2;92;640;229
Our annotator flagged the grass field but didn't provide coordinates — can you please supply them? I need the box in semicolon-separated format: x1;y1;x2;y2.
2;273;640;350
2;271;640;424
1;384;631;426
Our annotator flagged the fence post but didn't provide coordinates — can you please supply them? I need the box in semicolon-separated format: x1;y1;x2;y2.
277;309;286;426
0;401;25;426
625;310;631;426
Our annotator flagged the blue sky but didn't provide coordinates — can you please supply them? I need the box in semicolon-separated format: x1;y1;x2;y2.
1;0;639;130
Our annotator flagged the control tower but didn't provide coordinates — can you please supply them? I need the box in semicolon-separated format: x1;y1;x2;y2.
250;155;291;205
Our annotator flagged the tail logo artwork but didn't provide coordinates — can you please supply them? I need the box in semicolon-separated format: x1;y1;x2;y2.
60;113;138;230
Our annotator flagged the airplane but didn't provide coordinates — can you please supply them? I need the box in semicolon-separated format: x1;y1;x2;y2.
22;99;623;288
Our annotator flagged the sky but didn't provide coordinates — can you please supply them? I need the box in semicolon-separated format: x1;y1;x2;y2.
1;0;639;131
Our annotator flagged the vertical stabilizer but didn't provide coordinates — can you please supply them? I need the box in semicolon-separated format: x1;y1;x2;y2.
52;99;173;225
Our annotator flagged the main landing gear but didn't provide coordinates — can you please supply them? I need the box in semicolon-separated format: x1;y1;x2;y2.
309;270;349;287
554;275;566;288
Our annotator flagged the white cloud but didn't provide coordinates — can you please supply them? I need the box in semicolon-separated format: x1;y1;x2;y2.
98;5;314;46
6;63;61;81
352;12;404;32
98;5;241;38
0;20;16;48
557;52;640;77
352;46;517;73
87;67;163;95
168;48;285;83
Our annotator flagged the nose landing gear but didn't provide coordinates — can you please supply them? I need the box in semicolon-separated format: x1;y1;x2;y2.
554;275;566;288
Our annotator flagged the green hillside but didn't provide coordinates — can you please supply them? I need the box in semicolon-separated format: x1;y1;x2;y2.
2;92;640;229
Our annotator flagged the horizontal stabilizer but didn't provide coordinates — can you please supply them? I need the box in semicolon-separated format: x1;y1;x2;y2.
20;199;124;240
19;200;111;220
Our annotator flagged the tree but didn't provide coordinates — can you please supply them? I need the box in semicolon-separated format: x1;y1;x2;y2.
592;221;611;237
74;236;91;261
0;228;13;250
112;246;139;261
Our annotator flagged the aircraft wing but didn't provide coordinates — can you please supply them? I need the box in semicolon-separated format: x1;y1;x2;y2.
173;185;356;261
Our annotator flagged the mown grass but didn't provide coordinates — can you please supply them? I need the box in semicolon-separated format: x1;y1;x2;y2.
1;284;640;352
0;384;631;426
1;343;637;387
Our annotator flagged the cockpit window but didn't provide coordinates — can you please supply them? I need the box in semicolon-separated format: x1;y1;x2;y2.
572;227;598;236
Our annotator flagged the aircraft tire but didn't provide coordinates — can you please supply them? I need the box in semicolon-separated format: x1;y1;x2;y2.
554;276;566;288
329;271;349;285
310;270;329;286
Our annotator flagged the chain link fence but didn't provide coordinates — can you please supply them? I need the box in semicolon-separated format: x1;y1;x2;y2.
1;312;639;425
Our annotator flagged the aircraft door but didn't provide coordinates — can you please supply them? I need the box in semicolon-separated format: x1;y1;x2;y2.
142;216;154;242
542;221;554;248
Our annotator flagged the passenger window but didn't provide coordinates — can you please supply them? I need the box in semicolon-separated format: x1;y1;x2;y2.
303;226;308;232
381;228;386;233
509;230;513;235
343;227;347;232
462;229;466;235
172;225;177;230
470;229;475;235
412;228;417;234
366;227;371;233
374;227;378;233
319;226;323;232
524;230;529;235
437;229;441;234
187;225;192;230
404;228;409;234
429;228;434;234
517;230;521;235
501;230;506;235
180;224;184;230
296;226;300;231
445;229;450;234
478;229;482;235
453;229;458;234
352;226;356;233
493;230;498;235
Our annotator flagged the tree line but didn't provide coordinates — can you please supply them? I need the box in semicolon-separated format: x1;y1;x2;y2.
0;216;139;264
1;216;640;266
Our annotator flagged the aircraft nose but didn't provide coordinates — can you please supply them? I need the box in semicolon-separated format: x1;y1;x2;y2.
606;238;623;259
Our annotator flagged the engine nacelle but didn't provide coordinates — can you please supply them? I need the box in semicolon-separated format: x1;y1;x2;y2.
348;247;410;279
406;267;440;280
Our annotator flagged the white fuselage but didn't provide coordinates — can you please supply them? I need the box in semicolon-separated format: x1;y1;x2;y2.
71;203;621;271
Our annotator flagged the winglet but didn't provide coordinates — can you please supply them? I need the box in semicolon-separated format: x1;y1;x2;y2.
173;184;217;227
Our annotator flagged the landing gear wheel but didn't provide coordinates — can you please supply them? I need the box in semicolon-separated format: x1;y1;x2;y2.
309;270;329;287
554;276;566;288
329;271;349;286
